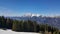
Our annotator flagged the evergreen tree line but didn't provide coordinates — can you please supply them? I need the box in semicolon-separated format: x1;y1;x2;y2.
0;16;60;34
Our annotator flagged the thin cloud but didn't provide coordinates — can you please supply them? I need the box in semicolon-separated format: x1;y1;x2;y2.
0;7;18;16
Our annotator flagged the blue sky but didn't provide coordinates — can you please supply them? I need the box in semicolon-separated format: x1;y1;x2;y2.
0;0;60;16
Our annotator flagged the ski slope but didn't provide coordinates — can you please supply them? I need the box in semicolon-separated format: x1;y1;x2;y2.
0;29;41;34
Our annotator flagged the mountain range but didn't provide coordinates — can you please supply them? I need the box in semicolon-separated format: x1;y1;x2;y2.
6;14;60;30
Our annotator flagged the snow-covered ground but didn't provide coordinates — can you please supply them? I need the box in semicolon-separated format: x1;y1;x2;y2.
0;29;41;34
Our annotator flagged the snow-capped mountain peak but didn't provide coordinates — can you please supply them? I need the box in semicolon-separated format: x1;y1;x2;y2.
23;13;40;17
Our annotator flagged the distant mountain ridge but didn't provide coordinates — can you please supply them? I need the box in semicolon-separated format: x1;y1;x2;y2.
6;15;60;30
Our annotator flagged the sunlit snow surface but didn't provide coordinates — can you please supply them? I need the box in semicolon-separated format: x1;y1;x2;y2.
0;29;40;34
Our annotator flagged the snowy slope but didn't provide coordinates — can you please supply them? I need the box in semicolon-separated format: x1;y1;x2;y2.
0;29;40;34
